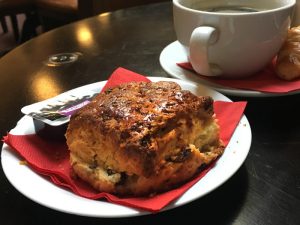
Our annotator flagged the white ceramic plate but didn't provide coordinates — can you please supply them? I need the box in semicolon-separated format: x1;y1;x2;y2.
1;77;251;218
159;41;300;97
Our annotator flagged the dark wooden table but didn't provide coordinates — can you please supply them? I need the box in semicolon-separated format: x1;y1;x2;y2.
0;2;299;225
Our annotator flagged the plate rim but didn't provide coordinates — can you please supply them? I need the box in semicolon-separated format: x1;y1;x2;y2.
1;77;252;217
159;41;300;97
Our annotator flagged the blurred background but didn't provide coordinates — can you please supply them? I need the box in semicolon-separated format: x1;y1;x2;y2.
0;0;169;57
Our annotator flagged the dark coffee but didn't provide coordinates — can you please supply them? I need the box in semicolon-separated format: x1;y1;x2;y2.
192;5;263;13
200;5;262;13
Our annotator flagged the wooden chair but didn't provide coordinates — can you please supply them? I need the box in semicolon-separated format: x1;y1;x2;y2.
0;0;36;42
1;0;170;39
1;16;8;33
34;0;80;31
35;0;170;31
90;0;170;14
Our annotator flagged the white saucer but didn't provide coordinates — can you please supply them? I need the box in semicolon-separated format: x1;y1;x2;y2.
159;41;300;97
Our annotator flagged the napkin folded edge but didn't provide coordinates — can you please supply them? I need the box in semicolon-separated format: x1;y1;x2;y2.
177;62;300;93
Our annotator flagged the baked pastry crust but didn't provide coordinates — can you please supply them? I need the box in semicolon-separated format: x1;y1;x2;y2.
275;26;300;81
66;81;224;196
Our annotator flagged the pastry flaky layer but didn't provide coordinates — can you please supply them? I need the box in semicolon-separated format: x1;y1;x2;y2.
275;25;300;81
66;81;224;196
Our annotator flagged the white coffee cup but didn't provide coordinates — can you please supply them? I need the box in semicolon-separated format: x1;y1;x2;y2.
173;0;296;78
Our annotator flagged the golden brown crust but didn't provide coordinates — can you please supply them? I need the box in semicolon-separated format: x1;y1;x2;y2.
275;26;300;81
66;81;224;196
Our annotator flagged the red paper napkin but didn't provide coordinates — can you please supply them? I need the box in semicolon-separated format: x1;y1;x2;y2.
2;67;247;213
177;62;300;93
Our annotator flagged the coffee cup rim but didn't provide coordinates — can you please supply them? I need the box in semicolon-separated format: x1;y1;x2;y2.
173;0;296;16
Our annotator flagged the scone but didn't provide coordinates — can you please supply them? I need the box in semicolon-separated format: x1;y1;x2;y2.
275;25;300;81
65;81;224;196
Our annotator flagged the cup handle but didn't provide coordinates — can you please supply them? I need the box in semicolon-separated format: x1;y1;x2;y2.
189;26;222;76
